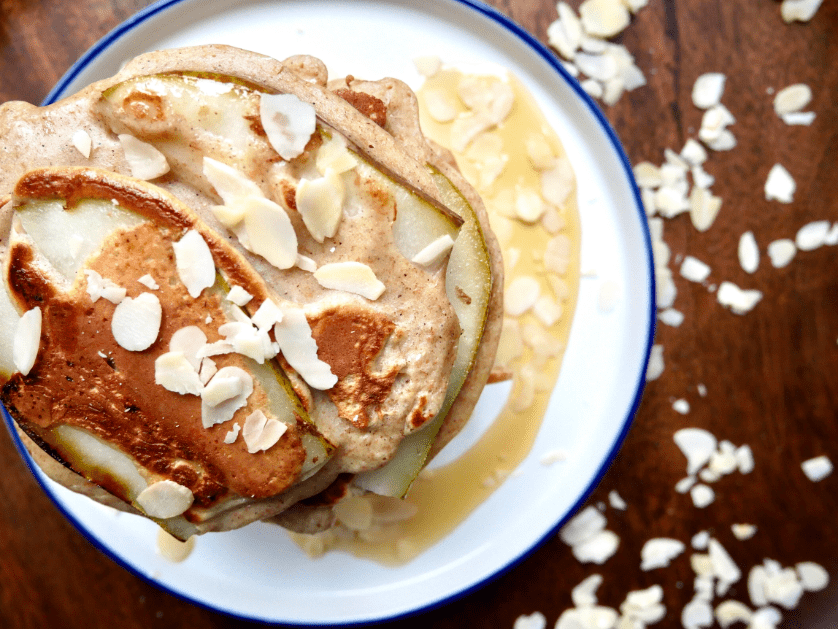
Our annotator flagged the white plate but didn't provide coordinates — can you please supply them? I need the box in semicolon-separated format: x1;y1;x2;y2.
5;0;655;624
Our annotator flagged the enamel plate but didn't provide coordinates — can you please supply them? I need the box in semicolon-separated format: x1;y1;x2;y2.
5;0;654;624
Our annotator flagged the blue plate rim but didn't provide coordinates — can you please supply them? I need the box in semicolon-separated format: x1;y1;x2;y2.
6;0;657;624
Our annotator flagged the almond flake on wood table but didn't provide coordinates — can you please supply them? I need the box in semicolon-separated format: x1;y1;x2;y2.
681;139;708;166
795;220;831;251
659;307;684;327
111;293;162;351
691;484;715;508
691;73;727;109
764;164;795;203
13;307;41;376
731;523;758;540
716;281;763;315
260;93;316;160
571;574;603;607
608;490;627;510
173;229;215;298
118;134;170;180
579;0;631;37
646;344;664;381
738;231;759;273
313;262;385;300
714;600;753;628
71;129;92;158
781;0;824;22
692;530;710;550
736;444;755;474
682;599;713;629
674;428;717;475
513;612;547;629
672;398;690;414
680;256;711;283
767;239;796;268
572;529;620;564
773;83;812;116
641;538;686;571
559;505;606;546
800;455;833;481
782;111;816;126
708;538;742;587
796;562;829;591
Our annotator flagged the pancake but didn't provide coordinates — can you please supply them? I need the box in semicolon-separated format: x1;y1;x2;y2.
0;45;503;538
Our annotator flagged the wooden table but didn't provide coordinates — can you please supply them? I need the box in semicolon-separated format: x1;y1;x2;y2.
0;1;835;627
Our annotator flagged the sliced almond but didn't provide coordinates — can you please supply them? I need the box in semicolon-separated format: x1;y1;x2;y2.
273;306;337;391
135;479;194;519
226;285;253;307
691;73;727;109
423;88;459;123
238;196;298;270
203;156;263;206
767;238;796;268
774;83;812;116
84;269;127;304
137;274;159;290
674;427;717;475
801;455;833;481
717;281;763;314
173;229;215;298
118;134;170;180
411;234;455;267
223;422;241;444
795;220;830;251
413;55;442;77
242;409;288;453
296;169;344;243
313;261;385;300
504;276;541;316
579;0;631;38
781;0;824;22
315;134;357;175
541;157;575;207
260;93;316;160
169;325;208;371
515;187;546;223
680;255;711;282
764;163;795;203
641;538;685;571
738;231;759;273
200;366;253;428
71;129;92;159
111;293;161;351
13;307;41;376
154;351;203;396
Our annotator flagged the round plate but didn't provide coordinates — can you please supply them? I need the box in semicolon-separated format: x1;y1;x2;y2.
5;0;654;624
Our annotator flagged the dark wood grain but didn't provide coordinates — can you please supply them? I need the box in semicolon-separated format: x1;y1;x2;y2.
1;0;836;627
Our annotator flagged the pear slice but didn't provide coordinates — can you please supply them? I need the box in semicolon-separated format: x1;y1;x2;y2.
354;169;493;497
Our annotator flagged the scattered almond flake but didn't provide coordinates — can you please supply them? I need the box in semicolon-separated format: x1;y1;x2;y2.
541;157;575;206
513;612;547;629
621;584;665;623
572;529;620;564
541;207;565;234
200;366;253;428
680;256;711;283
735;444;755;474
315;134;356;176
111;293;161;351
764;568;805;609
796;562;829;591
699;104;736;137
704;129;737;152
748;565;770;607
773;83;812;116
697;383;707;397
571;574;604;607
682;598;713;629
413;55;442;77
691;531;710;550
699;468;720;483
655;185;690;217
717;281;763;315
692;553;714;577
641;538;686;571
203;156;263;208
691;165;715;190
530;294;563;326
242;409;288;453
118;134;170;180
597;279;620;313
241;195;299;269
524;134;555;171
575;51;619;83
84;269;127;304
544;233;572;274
781;111;816;126
800;455;833;481
13;307;41;376
708;538;742;585
659;308;684;327
767;238;796;268
764;164;795;203
656;266;678;309
579;0;631;37
681;139;708;166
646;344;665;381
154;351;203;396
580;78;604;99
505;276;541;316
691;73;727;109
169;326;207;371
559;505;607;546
273;306;337;390
423;88;458;123
313;261;385;300
296;170;345;243
780;0;824;22
634;161;663;188
556;607;619;629
172;230;215;298
260;93;316;160
540;449;568;466
71;129;92;158
199;357;217;385
675;476;697;494
560;60;581;78
608;490;627;510
714;600;753;628
296;254;317;272
672;398;690;414
136;479;194;519
217;321;276;364
249;299;282;332
795;219;831;251
738;231;759;273
514;187;546;223
223;422;241;444
136;274;159;290
690;484;715;508
750;606;782;629
226;285;253;307
708;444;739;476
731;524;758;540
411;234;456;268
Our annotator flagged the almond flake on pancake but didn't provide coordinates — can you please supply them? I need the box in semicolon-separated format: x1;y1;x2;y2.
111;292;162;351
71;129;92;158
199;357;217;385
203;156;263;207
242;409;288;453
411;234;455;267
13;307;41;376
154;351;203;396
200;366;253;428
296;254;317;272
84;269;127;304
273;306;337;390
315;134;357;175
173;229;215;298
223;422;241;444
260;93;316;160
240;196;298;269
169;326;208;370
197;340;234;358
118;133;170;180
217;321;277;364
137;274;159;290
226;285;253;307
313;262;386;300
250;299;283;331
296;169;345;243
135;479;194;519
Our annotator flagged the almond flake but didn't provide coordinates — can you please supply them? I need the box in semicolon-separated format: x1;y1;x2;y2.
223;422;241;444
674;428;717;475
505;276;541;316
315;134;357;175
580;78;604;99
154;351;203;395
296;169;345;243
579;0;631;38
646;344;664;381
764;164;795;203
715;600;753;628
84;269;127;304
749;566;770;607
137;274;159;290
423;88;458;123
796;562;829;591
260;93;316;160
273;306;337;390
781;0;824;22
800;455;832;481
513;612;546;629
118;134;170;180
736;444;755;474
411;234;455;267
717;281;763;315
203;156;263;207
250;299;283;331
296;254;317;272
659;308;684;327
238;195;298;269
767;239;796;268
680;256;711;283
571;574;603;607
738;231;759;273
705;128;737;151
731;523;758;540
533;295;564;326
559;505;606;546
413;55;442;77
572;529;620;564
682;599;713;629
795;220;830;251
691;73;727;109
525;134;555;171
313;261;385;300
673;398;690;414
641;538;685;571
226;285;253;307
681;139;708;166
515;187;546;223
708;538;742;585
692;530;710;550
781;111;816;126
169;326;207;371
773;84;812;116
633;161;663;188
173;229;215;298
242;409;288;453
200;366;253;428
13;307;41;376
71;129;92;158
111;292;161;351
135;479;193;518
690;483;715;508
544;234;572;274
540;157;575;206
